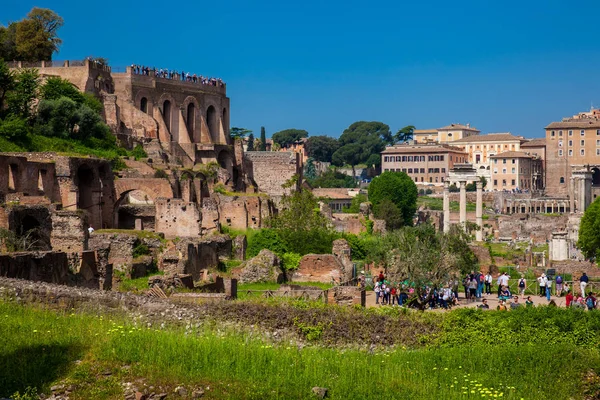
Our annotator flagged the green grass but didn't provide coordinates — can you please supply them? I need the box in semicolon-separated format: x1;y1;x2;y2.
417;196;477;212
1;301;599;399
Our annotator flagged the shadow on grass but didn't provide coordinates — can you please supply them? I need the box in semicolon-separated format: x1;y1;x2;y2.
0;343;83;397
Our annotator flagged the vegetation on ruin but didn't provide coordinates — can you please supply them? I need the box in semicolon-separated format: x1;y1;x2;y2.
3;300;600;399
306;168;357;188
341;193;368;213
271;128;309;147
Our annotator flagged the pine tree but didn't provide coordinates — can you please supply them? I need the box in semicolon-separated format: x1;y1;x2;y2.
260;126;266;151
247;133;255;151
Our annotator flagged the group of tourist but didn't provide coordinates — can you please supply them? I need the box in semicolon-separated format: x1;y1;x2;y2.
130;64;225;87
371;269;599;311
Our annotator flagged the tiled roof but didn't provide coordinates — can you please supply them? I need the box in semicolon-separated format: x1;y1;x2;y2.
545;120;600;129
451;133;524;143
413;129;437;134
521;138;546;147
312;188;355;200
438;123;479;131
489;151;533;159
381;144;465;154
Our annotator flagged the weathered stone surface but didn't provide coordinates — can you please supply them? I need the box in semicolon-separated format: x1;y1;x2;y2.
311;387;328;399
236;249;283;283
148;274;194;290
291;255;345;283
0;251;69;284
233;235;247;260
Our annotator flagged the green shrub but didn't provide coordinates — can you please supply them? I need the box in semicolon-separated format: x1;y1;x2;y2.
280;252;301;270
131;144;147;160
154;169;168;179
132;242;150;258
246;229;289;258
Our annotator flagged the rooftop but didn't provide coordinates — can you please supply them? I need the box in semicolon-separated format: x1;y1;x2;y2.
438;123;479;131
381;143;465;154
489;151;534;159
413;129;437;134
312;188;359;200
451;133;524;143
521;138;546;147
545;120;600;129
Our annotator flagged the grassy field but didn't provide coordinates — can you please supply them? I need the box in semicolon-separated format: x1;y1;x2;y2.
2;301;600;400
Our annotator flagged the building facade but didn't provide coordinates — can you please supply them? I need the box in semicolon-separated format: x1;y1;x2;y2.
489;151;542;192
381;144;468;186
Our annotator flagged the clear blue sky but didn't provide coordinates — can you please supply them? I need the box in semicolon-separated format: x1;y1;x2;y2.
4;0;600;139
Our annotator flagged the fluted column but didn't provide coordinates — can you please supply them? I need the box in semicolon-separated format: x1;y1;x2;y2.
459;181;467;230
443;181;450;233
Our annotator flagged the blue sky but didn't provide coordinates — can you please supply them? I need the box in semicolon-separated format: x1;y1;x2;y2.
4;0;600;139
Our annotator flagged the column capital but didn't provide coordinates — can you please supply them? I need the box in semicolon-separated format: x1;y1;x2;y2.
459;180;466;188
444;181;450;189
476;181;483;189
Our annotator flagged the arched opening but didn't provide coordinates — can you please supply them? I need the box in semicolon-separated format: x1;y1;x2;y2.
114;189;156;230
187;103;195;135
592;168;600;186
559;177;565;184
207;105;217;142
19;215;45;250
163;100;172;132
222;107;228;141
217;150;232;170
77;166;95;212
140;97;148;113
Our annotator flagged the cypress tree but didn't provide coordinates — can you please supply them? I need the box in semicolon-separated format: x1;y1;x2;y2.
260;126;266;151
247;133;255;151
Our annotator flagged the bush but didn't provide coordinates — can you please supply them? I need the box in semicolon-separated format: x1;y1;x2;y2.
0;115;29;141
132;144;147;160
281;252;302;270
154;169;168;179
132;242;150;258
246;229;290;258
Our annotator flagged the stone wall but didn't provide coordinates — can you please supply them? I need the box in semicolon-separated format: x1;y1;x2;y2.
155;199;202;238
51;210;87;252
292;254;346;283
244;152;302;200
497;214;569;243
0;251;69;284
217;194;271;230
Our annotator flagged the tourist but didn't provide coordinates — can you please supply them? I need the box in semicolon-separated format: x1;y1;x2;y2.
585;292;597;310
496;273;503;297
374;281;381;305
565;289;574;307
510;296;522;309
580;272;589;297
545;277;552;301
390;286;398;305
499;285;511;301
88;225;94;235
484;271;493;295
555;274;564;296
497;300;508;311
468;275;478;302
525;296;534;307
537;273;547;297
478;298;489;309
477;270;484;298
378;270;385;282
518;276;527;300
463;274;471;301
499;272;509;294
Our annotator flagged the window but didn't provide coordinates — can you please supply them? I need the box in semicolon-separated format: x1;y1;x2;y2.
560;177;565;184
597;140;600;146
569;140;572;146
402;168;407;172
511;179;516;186
441;168;446;173
597;129;600;135
401;156;407;162
420;168;425;173
502;168;507;173
559;130;563;136
512;159;516;164
494;168;498;173
475;154;481;163
597;149;600;156
512;168;516;173
493;179;498;186
407;156;413;162
581;130;585;136
503;159;507;164
384;156;389;162
569;149;573;156
421;177;424;182
502;179;506;186
551;131;555;137
408;168;413;173
384;169;389;172
558;140;563;147
569;130;573;136
429;177;432;182
559;149;563;156
581;149;585;156
435;177;439;182
494;159;498;164
440;155;445;161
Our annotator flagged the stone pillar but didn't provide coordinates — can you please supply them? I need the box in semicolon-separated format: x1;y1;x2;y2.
459;181;467;230
475;181;483;241
569;177;575;213
443;181;450;233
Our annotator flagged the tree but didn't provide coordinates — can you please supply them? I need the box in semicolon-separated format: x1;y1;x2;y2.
15;8;63;61
269;188;335;255
342;193;368;213
0;59;15;115
373;198;404;230
305;135;339;162
308;169;357;188
466;176;487;192
271;128;308;148
247;133;255;151
368;171;418;227
578;197;600;260
0;23;18;60
332;121;392;177
367;224;477;310
6;68;40;121
395;125;415;143
260;126;266;151
0;115;29;142
304;157;317;180
40;77;84;104
230;127;252;140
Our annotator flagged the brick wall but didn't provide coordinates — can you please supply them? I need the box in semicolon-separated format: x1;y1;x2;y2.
244;152;302;199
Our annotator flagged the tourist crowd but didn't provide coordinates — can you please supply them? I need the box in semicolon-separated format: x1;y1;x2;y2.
371;270;599;311
130;64;225;87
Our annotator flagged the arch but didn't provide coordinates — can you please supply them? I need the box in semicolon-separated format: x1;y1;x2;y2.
559;176;565;184
592;167;600;186
114;188;157;229
217;150;233;171
222;107;228;142
140;97;148;113
163;100;172;132
207;105;217;142
77;165;95;211
187;102;195;136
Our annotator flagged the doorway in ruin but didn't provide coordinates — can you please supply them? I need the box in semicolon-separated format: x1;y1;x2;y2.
8;207;52;251
206;105;217;142
77;165;95;212
163;100;172;132
187;103;195;137
114;189;156;230
592;167;600;186
140;97;148;113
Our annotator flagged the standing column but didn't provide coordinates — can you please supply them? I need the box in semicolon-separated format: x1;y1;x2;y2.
443;181;450;233
475;181;483;241
459;181;467;230
569;177;575;213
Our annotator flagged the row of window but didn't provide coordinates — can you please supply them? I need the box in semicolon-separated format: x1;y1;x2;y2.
558;139;600;147
551;129;600;137
382;155;446;162
493;179;530;188
492;158;516;164
493;168;528;174
558;149;597;156
382;168;446;174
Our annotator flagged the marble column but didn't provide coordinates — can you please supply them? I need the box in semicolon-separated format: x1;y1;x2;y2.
569;177;575;213
475;181;483;241
459;181;467;230
443;181;450;233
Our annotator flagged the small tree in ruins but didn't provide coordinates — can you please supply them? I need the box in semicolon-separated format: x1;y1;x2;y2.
368;224;476;310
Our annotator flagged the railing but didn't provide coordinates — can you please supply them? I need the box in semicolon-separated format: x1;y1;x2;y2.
6;59;111;72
